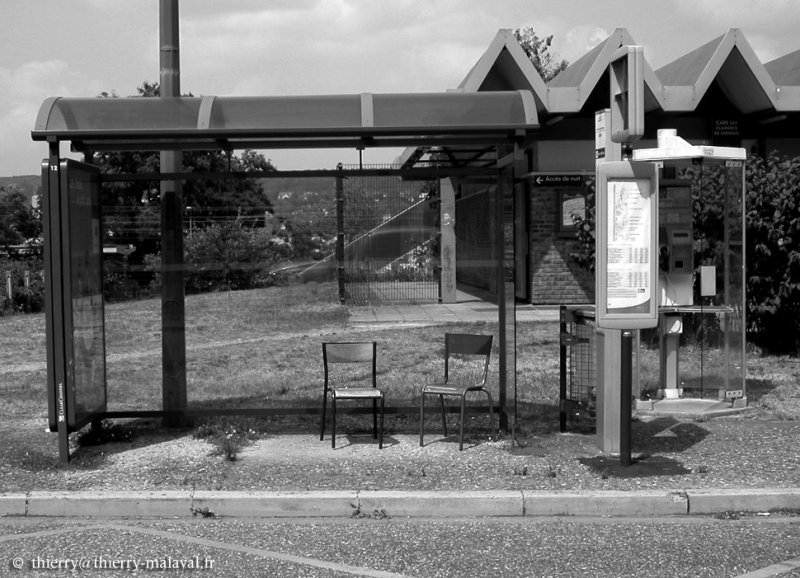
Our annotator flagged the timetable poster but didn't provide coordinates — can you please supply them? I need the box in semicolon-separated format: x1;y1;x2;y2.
605;178;652;313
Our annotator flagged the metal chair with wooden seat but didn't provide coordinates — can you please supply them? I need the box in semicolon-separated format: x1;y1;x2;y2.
419;333;495;451
321;341;384;449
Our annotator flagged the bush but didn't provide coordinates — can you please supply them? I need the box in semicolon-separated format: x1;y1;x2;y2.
745;153;800;354
145;220;296;294
0;258;44;315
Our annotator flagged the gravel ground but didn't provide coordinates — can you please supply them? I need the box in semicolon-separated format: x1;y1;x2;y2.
2;410;799;494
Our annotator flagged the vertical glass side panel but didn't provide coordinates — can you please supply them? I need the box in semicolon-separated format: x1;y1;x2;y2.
724;161;746;397
61;160;107;430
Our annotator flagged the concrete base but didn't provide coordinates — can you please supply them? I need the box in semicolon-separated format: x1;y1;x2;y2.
636;398;750;419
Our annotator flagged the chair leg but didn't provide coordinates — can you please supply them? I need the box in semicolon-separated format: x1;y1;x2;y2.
320;391;327;441
419;392;425;447
459;392;467;451
485;390;495;437
379;396;385;449
439;395;448;436
331;395;337;449
372;398;378;440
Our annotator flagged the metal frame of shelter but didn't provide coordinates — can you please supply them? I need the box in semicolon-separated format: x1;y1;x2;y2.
32;90;539;463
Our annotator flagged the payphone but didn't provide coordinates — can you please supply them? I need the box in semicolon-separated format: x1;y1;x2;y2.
658;183;693;306
633;129;747;405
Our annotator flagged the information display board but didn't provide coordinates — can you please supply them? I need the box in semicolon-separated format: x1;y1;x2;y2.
596;161;658;329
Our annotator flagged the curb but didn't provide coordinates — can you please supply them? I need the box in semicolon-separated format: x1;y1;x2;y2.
2;489;799;519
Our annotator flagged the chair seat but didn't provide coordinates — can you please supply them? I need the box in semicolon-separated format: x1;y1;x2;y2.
422;383;478;396
332;388;383;399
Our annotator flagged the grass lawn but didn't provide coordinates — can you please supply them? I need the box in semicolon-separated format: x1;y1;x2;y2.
1;282;799;430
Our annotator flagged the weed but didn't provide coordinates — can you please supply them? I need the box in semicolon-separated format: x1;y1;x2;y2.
513;465;529;476
351;503;389;519
193;416;267;461
76;420;135;446
190;506;216;518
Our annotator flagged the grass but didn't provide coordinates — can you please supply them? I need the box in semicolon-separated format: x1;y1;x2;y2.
1;281;799;431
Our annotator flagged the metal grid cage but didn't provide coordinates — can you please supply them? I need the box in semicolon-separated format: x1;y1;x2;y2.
559;305;597;430
340;165;440;305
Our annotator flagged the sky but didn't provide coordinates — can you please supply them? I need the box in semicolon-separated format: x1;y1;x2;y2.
2;0;799;178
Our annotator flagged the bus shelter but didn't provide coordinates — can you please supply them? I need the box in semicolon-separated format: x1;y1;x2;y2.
32;90;539;462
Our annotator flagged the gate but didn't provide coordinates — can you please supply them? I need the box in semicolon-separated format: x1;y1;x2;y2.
339;165;440;305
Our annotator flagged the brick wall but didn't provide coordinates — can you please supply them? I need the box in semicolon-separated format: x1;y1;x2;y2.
528;186;594;304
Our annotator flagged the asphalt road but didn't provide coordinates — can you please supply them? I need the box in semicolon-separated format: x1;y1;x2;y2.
1;515;799;577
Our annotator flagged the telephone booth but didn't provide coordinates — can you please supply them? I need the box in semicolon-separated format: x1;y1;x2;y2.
633;129;747;409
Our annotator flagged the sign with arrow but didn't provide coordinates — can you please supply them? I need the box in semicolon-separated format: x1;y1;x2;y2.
531;174;585;187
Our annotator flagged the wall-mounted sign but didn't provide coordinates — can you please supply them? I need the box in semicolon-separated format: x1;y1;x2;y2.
596;161;659;329
531;174;585;187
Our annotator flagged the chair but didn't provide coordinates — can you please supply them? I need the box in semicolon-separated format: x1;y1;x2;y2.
321;341;384;449
419;333;495;451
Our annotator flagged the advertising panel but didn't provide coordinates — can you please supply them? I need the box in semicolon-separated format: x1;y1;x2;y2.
61;160;107;430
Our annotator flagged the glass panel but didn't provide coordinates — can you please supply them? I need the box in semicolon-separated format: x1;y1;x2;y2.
373;93;525;128
45;97;201;132
212;96;362;130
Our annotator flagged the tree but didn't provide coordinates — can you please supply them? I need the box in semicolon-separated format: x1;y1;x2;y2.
93;82;277;285
0;185;41;249
513;27;569;82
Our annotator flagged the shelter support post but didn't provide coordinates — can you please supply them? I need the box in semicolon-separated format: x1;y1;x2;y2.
439;178;457;304
336;166;345;303
160;0;186;427
594;108;624;453
495;150;518;433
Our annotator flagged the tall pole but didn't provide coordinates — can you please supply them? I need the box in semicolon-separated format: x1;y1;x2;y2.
160;0;186;427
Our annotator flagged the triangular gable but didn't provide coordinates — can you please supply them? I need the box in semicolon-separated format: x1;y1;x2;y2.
546;28;663;114
657;29;777;113
457;29;549;113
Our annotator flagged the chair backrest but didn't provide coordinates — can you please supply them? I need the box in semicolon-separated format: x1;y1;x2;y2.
444;333;492;386
322;341;377;390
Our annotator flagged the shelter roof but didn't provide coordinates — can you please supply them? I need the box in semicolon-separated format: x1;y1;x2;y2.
32;91;539;154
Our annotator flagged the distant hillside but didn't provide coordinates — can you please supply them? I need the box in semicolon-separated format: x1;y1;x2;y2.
0;175;41;202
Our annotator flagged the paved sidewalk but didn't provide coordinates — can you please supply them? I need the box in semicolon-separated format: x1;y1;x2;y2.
349;292;562;325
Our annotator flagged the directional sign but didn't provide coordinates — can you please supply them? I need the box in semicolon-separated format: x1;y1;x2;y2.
531;174;585;187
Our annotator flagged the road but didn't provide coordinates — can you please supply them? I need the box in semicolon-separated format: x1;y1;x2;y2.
1;514;799;577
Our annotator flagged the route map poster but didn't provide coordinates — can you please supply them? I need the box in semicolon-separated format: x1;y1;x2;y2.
605;179;652;313
595;161;658;330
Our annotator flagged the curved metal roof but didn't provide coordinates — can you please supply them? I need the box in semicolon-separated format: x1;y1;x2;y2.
31;91;539;152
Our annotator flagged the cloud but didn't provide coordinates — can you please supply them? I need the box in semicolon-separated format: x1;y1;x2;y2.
672;0;799;61
560;26;610;64
0;60;103;176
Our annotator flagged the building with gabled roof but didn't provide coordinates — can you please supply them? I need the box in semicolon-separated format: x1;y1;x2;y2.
403;27;800;304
